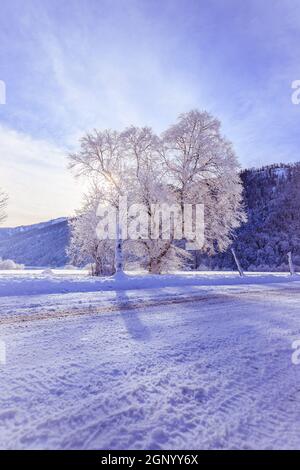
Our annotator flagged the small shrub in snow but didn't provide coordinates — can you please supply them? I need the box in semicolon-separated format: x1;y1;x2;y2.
197;263;210;271
0;259;24;270
64;264;78;270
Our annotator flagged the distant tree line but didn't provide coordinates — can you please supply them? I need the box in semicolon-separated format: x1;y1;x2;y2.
201;163;300;272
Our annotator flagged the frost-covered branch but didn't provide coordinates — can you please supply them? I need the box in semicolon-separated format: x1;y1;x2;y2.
0;189;8;225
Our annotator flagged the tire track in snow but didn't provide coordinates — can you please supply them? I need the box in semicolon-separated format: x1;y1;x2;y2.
1;286;299;326
0;294;227;325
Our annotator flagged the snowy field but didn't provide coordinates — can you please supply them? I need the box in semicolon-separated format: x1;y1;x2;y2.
0;271;300;449
0;269;298;296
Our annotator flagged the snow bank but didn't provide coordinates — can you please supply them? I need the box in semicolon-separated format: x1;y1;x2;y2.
0;270;299;297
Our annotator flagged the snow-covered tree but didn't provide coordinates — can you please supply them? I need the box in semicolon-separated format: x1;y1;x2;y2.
69;127;190;275
68;110;246;275
67;190;115;276
160;110;246;256
121;126;191;273
69;130;134;276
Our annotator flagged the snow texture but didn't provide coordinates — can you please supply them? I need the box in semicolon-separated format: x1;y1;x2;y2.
0;272;300;449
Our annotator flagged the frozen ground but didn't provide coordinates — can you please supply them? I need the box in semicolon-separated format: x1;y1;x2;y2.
0;272;300;449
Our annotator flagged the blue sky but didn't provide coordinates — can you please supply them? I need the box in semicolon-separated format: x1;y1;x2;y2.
1;0;300;225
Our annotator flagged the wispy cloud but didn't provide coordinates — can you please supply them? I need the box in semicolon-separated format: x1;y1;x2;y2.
0;125;85;225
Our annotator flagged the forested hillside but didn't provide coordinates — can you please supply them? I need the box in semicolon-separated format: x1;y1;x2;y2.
0;218;70;267
204;163;300;271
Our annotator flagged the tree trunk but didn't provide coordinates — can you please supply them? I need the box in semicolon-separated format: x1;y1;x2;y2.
114;212;124;276
148;241;172;275
288;251;295;276
149;259;161;274
231;248;244;277
94;258;102;276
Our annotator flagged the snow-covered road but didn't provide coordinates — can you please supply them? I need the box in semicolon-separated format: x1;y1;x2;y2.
1;281;300;449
